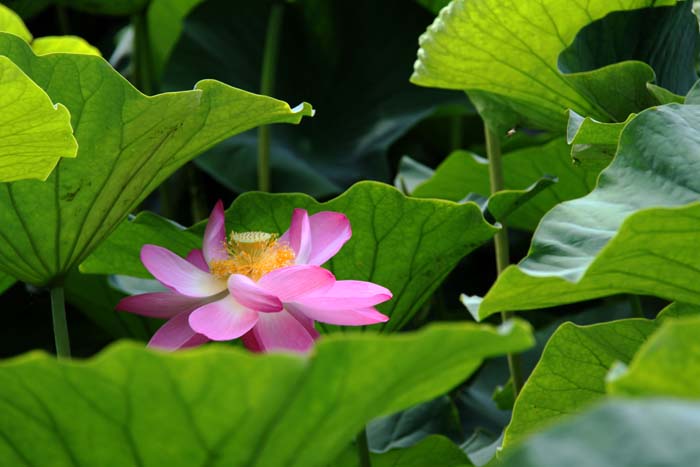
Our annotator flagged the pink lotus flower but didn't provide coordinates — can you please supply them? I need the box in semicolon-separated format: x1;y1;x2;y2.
117;202;391;353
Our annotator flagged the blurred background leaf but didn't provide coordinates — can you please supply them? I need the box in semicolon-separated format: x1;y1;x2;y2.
163;0;468;196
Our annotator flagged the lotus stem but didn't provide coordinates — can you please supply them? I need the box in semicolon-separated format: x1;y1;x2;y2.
57;6;70;35
132;10;154;95
356;426;372;467
630;295;644;318
50;285;71;359
258;2;285;192
484;125;525;396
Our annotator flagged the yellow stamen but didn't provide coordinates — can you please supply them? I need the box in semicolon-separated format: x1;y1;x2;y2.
210;231;295;281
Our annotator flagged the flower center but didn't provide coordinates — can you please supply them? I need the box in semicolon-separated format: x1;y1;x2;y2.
210;231;295;281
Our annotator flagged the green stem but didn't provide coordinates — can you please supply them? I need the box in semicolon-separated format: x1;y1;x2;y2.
484;125;525;396
132;10;154;95
449;115;463;151
159;179;177;220
356;427;372;467
56;6;70;35
629;295;644;318
186;163;208;222
257;2;285;192
50;286;71;359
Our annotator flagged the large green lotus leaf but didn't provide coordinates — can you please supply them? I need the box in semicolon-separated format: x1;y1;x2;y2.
0;321;533;467
0;56;77;182
479;204;700;317
0;32;312;286
164;0;465;196
82;182;498;332
656;302;700;321
499;399;700;467
334;435;472;467
412;138;597;231
608;317;700;398
412;0;693;131
31;36;101;56
503;319;655;447
477;103;700;318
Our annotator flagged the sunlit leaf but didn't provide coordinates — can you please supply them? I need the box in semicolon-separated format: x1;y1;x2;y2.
31;36;101;56
0;3;30;41
0;56;77;181
412;0;694;131
0;321;533;466
0;32;312;286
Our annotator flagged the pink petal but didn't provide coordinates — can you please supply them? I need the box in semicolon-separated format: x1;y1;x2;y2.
141;244;226;297
306;280;392;306
281;208;312;264
228;274;282;312
257;265;334;301
306;211;352;266
180;333;210;349
188;295;258;341
186;249;209;272
244;310;317;353
116;292;211;319
242;308;320;353
148;311;206;351
285;306;320;338
286;280;391;325
203;200;228;265
241;330;263;352
285;301;389;326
